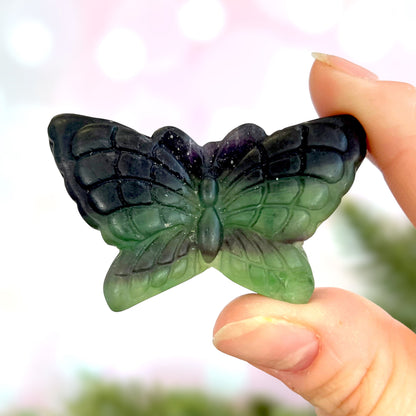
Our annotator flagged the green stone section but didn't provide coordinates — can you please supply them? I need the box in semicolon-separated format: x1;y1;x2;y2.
102;204;203;311
213;234;313;303
197;207;223;263
198;177;218;207
103;222;208;311
104;247;208;311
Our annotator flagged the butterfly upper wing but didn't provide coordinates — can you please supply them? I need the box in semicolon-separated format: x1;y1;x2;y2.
218;115;366;241
49;114;203;229
49;114;207;310
212;115;366;302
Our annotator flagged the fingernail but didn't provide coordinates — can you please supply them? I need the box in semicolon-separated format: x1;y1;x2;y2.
312;52;379;81
213;316;319;372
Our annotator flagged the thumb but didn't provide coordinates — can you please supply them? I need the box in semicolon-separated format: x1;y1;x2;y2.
213;289;416;415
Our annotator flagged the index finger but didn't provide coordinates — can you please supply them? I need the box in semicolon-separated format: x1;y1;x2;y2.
309;54;416;226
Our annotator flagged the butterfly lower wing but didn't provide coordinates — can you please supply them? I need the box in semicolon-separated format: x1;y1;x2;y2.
104;226;208;311
212;231;313;303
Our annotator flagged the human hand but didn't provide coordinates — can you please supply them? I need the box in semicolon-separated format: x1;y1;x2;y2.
213;54;416;416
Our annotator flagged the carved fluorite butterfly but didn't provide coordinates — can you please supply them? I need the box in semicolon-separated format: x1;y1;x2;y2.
49;114;366;311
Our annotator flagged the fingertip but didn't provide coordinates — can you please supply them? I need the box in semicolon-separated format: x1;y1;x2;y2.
213;294;267;336
213;315;320;372
311;53;378;82
309;57;378;118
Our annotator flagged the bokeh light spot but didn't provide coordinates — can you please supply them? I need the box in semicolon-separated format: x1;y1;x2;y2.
285;0;344;34
6;18;53;66
96;28;147;81
177;0;226;42
338;0;397;63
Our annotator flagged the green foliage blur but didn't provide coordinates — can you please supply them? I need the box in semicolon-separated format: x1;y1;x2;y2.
7;375;314;416
340;200;416;332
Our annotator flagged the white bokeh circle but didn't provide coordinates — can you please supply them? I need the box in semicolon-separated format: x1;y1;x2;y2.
96;27;147;81
5;18;53;66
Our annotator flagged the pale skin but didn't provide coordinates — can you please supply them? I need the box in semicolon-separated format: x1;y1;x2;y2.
213;54;416;416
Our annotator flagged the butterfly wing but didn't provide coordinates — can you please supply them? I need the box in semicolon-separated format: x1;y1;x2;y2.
103;222;206;311
212;115;366;302
49;114;207;310
214;231;313;303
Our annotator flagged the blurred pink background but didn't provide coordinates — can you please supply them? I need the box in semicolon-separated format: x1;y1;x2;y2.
1;0;415;412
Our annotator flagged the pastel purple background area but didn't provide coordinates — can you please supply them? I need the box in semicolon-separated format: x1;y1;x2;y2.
1;0;415;412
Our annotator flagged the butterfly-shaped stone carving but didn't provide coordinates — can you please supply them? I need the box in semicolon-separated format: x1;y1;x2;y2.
49;114;366;311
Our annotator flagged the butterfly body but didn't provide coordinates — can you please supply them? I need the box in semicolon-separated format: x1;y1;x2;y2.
49;114;366;311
